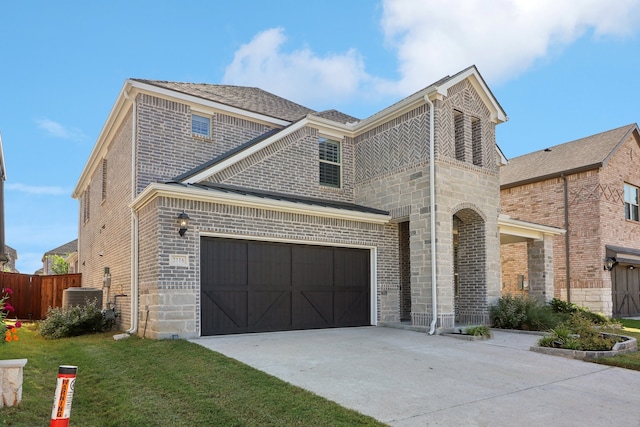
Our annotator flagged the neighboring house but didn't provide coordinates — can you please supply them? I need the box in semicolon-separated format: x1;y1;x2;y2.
41;239;78;274
73;65;555;339
4;245;18;273
500;124;640;317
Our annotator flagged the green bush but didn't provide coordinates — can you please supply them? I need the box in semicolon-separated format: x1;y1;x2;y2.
39;300;111;339
539;313;622;351
465;325;492;337
549;298;610;325
490;294;561;331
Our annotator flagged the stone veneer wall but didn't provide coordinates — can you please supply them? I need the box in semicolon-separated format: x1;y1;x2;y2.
354;78;501;331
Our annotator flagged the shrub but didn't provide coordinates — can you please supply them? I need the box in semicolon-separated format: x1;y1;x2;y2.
490;295;561;331
538;313;622;351
39;299;112;339
465;325;492;337
549;298;610;325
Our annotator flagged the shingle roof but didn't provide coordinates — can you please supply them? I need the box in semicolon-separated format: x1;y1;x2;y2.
311;109;360;124
500;124;639;188
131;79;316;122
44;239;78;257
168;182;389;216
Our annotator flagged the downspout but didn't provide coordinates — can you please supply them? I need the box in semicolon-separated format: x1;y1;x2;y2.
562;173;571;303
124;88;139;334
425;95;438;335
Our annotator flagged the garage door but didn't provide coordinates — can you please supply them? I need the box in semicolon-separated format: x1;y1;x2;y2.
200;237;371;335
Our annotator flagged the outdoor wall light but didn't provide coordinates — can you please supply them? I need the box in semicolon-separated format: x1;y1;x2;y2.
177;211;190;237
604;257;618;271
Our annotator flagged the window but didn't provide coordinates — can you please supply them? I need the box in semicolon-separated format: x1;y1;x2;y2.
83;186;90;224
101;158;107;202
454;110;465;161
625;183;639;221
319;137;341;187
192;114;210;137
471;117;482;166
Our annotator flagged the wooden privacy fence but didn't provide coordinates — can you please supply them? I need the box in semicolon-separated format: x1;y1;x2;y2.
0;272;82;320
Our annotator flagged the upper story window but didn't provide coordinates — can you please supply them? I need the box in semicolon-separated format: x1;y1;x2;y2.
319;137;341;188
625;183;639;221
192;114;211;137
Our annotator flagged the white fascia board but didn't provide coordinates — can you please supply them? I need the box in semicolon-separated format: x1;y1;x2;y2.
72;82;132;199
128;80;290;127
437;68;507;123
131;182;391;224
498;214;565;239
182;119;308;184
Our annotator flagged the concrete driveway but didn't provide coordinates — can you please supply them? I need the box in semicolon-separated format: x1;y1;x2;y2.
190;327;640;426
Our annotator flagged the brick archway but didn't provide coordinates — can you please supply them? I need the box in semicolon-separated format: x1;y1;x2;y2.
453;208;488;325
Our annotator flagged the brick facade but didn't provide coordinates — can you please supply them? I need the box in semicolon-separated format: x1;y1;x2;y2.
501;131;640;316
77;68;507;338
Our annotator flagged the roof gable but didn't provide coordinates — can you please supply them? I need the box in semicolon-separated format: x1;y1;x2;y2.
500;123;640;188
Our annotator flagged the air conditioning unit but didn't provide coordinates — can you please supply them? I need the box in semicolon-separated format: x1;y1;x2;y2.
62;288;103;309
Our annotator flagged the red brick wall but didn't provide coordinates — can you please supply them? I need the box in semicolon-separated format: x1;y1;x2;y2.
500;131;640;314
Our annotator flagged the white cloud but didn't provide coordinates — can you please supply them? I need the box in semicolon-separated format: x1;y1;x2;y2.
222;1;640;108
380;0;640;94
223;28;374;107
6;183;69;196
36;118;86;141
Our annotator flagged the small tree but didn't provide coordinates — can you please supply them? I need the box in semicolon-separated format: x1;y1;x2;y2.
49;254;69;275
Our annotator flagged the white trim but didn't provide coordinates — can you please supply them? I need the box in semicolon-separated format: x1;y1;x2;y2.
131;182;391;224
182;119;308;183
197;232;378;331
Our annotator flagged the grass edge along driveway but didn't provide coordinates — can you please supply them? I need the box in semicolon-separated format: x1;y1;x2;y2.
0;326;384;426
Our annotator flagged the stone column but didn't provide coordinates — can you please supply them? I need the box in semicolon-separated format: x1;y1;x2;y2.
527;235;554;302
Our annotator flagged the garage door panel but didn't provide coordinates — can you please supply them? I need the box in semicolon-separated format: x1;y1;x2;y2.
249;242;291;287
201;290;248;334
204;238;248;287
293;291;333;328
201;237;371;336
335;290;369;326
249;291;292;330
292;246;333;288
334;248;370;287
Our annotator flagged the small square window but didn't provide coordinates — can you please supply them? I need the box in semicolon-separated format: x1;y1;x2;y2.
192;114;210;137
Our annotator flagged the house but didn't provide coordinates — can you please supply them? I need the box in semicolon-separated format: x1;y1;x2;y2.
73;65;559;339
41;239;78;274
500;124;640;317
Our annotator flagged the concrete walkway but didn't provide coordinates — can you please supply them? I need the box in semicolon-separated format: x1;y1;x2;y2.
190;327;640;426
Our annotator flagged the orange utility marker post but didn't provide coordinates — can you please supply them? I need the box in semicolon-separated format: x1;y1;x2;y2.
50;366;77;427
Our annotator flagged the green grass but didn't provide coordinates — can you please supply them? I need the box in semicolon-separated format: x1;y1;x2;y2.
593;318;640;371
0;324;384;426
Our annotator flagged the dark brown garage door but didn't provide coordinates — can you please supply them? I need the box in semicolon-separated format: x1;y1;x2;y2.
200;237;371;335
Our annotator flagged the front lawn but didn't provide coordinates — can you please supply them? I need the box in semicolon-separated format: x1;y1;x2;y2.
0;325;383;426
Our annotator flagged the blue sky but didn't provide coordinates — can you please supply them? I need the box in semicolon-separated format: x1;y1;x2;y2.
1;0;640;274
